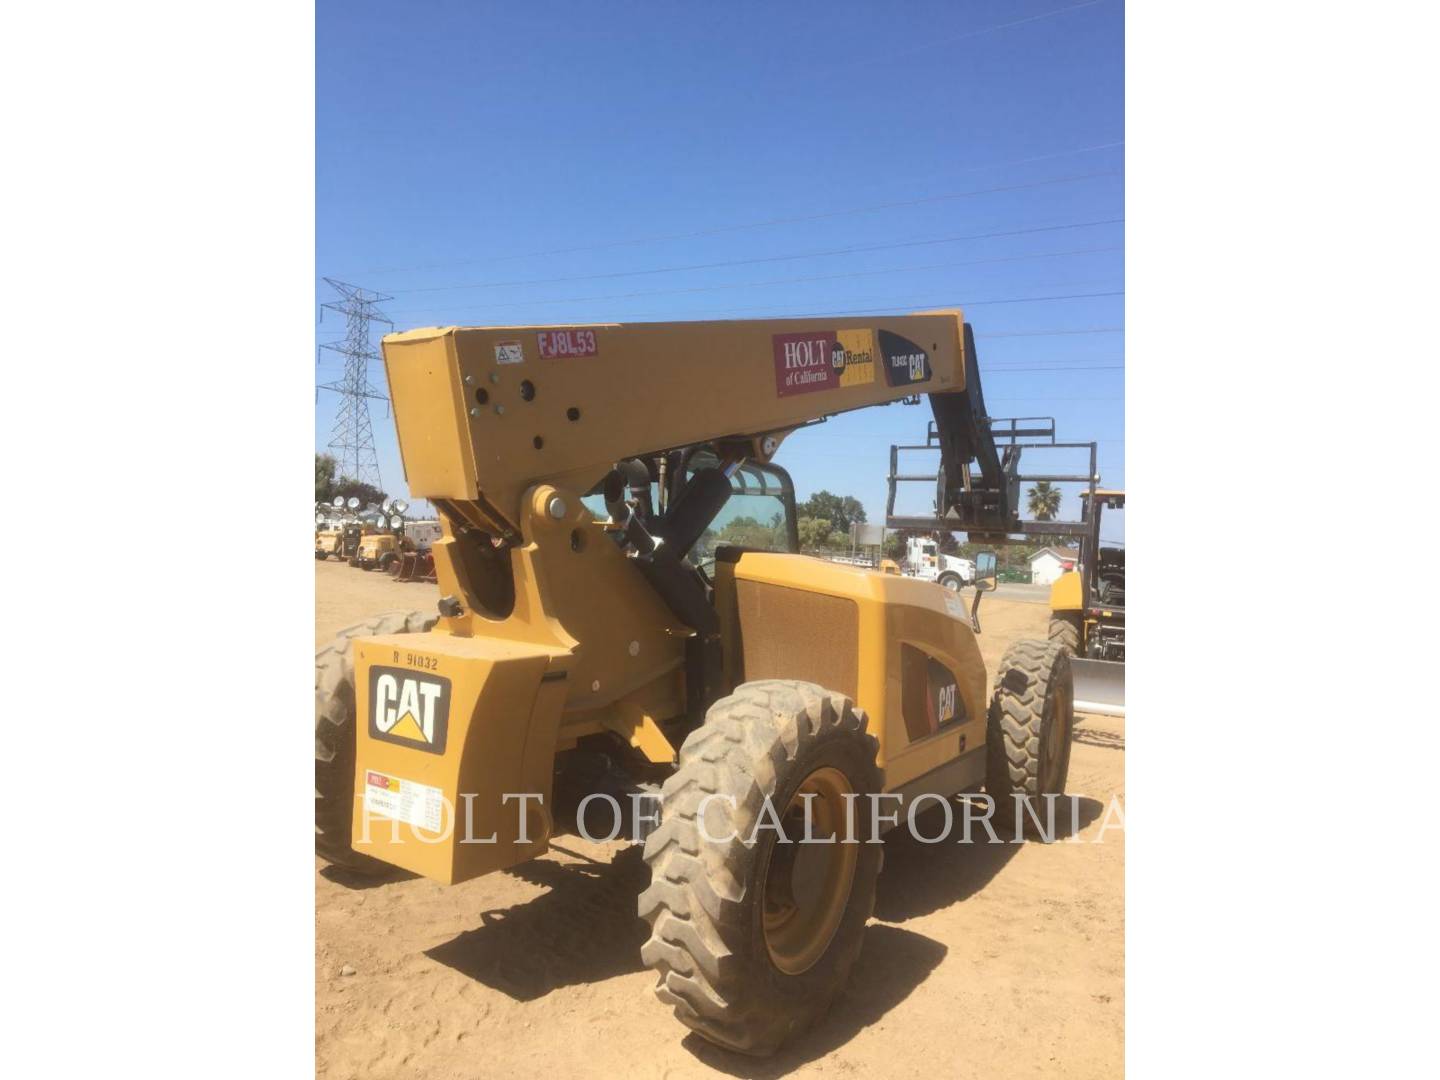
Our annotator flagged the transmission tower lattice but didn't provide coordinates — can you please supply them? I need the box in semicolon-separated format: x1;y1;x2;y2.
318;278;392;491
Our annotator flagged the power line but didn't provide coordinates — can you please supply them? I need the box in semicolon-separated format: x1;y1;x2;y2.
380;244;1123;319
796;398;1122;415
425;285;1120;328
637;289;1122;323
335;144;1122;277
315;309;1124;363
982;327;1123;338
384;218;1124;295
981;358;1124;368
978;364;1124;372
314;304;1123;355
313;360;1126;377
861;0;1111;66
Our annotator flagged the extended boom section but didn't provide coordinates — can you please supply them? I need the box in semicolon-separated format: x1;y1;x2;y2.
384;314;1063;545
383;312;981;533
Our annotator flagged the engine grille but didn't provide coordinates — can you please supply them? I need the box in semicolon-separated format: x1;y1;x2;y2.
734;580;859;699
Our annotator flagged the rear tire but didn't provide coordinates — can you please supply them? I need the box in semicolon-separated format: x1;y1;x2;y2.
985;639;1074;832
315;609;439;872
1048;611;1081;654
639;680;883;1056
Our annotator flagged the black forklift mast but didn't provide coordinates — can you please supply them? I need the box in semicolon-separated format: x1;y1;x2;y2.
887;324;1100;547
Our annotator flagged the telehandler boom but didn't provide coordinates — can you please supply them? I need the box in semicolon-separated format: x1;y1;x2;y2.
315;310;1079;1056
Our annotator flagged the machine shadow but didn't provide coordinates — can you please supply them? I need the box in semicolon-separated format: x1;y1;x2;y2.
424;797;1099;1056
425;846;650;1001
874;795;1104;924
318;862;417;890
681;924;946;1079
1073;724;1125;750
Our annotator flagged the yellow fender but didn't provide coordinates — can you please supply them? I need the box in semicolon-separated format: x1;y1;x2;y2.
1049;570;1083;613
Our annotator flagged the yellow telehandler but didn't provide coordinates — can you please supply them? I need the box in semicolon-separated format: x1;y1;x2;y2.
315;312;1077;1055
1048;489;1125;715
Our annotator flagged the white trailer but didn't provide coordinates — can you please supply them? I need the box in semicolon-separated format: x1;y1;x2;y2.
403;519;443;549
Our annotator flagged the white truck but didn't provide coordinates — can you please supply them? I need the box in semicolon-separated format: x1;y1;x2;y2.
904;536;974;592
403;519;443;549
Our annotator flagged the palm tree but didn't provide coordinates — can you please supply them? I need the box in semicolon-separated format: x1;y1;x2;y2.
1027;480;1062;521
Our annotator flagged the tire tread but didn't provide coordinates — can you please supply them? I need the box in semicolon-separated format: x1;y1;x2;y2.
315;609;437;870
638;680;881;1055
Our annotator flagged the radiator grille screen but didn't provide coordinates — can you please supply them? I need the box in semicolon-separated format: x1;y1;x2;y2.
734;580;859;699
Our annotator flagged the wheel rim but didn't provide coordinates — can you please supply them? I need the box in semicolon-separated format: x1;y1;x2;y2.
1043;672;1073;791
762;766;858;975
943;576;960;592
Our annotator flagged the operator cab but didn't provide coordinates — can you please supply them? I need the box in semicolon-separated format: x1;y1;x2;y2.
582;448;800;580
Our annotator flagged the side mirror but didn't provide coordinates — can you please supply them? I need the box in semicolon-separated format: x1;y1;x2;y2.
970;551;998;633
974;552;998;592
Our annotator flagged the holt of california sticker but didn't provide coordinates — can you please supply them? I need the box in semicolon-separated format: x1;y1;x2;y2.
368;665;451;754
772;328;878;397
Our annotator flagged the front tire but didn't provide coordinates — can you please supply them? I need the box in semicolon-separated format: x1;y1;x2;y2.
938;572;962;592
985;639;1074;831
315;609;438;872
639;680;883;1056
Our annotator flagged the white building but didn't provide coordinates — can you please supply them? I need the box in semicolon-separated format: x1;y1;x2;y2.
1028;546;1080;586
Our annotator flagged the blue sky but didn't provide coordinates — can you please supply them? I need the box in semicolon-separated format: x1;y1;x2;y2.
317;0;1123;541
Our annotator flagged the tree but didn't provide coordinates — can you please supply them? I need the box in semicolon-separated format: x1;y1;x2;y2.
1027;480;1062;521
691;527;719;563
315;453;339;503
332;476;387;511
796;516;834;551
799;491;867;537
316;453;389;510
883;526;926;561
717;514;786;551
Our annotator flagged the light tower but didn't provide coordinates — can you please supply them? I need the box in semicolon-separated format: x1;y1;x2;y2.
318;277;392;490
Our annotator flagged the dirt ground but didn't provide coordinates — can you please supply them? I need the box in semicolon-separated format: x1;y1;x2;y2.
315;558;1124;1079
